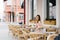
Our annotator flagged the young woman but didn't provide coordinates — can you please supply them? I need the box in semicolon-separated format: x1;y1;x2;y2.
35;15;42;28
35;15;41;23
35;15;43;32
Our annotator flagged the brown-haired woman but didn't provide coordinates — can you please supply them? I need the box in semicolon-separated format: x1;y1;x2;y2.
35;15;41;23
35;15;43;32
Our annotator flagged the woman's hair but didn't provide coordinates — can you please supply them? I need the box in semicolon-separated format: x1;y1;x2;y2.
36;15;41;21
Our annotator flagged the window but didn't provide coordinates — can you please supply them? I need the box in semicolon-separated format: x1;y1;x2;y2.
46;0;56;20
6;0;12;5
4;0;7;2
31;0;37;20
20;0;24;8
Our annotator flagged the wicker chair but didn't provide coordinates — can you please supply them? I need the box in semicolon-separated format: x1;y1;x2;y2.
47;34;58;40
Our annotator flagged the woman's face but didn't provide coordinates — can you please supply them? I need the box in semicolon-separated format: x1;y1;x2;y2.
36;16;39;21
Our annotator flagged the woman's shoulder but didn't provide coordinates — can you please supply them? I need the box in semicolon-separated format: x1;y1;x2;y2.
38;21;41;23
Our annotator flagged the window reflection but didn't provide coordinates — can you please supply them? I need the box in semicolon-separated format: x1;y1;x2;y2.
30;0;37;20
46;0;56;19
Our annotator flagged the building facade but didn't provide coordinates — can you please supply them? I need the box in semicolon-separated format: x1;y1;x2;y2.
4;0;24;23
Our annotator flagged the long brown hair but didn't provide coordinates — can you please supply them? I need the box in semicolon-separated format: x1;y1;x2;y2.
36;15;41;21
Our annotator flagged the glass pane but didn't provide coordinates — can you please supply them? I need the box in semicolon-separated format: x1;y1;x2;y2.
49;0;56;19
7;0;12;5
